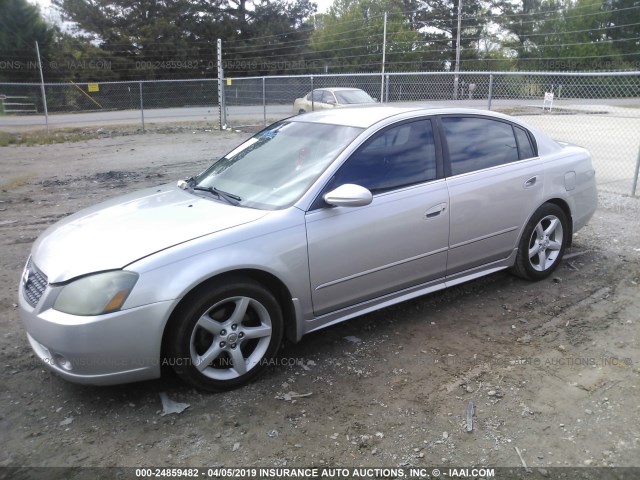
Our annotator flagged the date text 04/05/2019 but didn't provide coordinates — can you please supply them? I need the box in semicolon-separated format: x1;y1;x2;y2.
134;467;496;478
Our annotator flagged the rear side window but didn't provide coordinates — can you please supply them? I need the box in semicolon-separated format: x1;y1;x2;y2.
442;117;519;175
326;119;437;194
514;126;536;159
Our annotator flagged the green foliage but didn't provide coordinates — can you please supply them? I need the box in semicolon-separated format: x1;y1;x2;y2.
0;0;56;81
412;0;490;69
224;0;317;75
310;0;424;72
497;0;635;70
0;0;638;83
603;0;640;62
50;0;317;79
46;32;119;82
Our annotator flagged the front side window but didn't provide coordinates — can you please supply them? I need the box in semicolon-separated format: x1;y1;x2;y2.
442;117;519;176
326;119;437;194
196;121;363;210
322;91;336;104
312;90;324;102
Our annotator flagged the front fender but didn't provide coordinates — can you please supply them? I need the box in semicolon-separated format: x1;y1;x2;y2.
122;208;311;317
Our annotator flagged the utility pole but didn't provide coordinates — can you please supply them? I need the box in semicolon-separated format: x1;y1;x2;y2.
453;0;463;100
35;41;49;134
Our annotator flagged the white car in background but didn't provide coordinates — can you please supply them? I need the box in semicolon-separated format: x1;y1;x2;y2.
293;87;376;114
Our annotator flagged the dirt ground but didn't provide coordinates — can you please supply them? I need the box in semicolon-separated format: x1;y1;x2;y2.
0;129;639;475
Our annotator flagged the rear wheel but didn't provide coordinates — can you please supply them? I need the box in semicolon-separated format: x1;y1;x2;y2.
168;278;283;391
512;203;568;281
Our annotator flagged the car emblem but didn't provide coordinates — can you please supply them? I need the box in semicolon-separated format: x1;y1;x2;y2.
22;268;31;288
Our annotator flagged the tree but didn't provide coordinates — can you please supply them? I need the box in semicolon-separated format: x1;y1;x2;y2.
0;0;56;81
310;0;425;72
495;0;637;70
223;0;317;75
51;0;317;79
603;0;640;64
412;0;495;70
46;31;119;82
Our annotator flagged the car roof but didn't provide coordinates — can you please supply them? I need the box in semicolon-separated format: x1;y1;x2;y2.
290;104;524;129
318;87;364;92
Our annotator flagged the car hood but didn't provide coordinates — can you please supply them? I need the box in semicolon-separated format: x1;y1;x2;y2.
32;184;268;283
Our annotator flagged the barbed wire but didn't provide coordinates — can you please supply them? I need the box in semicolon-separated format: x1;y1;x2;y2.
2;2;639;82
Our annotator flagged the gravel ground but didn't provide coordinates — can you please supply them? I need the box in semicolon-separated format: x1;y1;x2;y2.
0;130;638;477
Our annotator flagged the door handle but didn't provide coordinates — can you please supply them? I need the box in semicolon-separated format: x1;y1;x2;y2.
425;203;447;219
524;176;538;188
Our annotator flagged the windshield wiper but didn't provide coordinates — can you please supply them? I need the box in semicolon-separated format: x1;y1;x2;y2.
193;185;241;206
178;176;241;205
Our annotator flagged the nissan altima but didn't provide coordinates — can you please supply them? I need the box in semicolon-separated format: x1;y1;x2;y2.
18;106;597;391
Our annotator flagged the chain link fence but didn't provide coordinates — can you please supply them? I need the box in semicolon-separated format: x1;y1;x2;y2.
0;79;220;130
1;72;639;195
223;71;640;196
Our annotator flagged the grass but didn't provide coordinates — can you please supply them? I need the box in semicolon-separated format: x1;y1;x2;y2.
0;129;111;146
0;122;223;147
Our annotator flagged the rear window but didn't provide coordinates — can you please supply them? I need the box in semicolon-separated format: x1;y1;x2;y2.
334;90;375;104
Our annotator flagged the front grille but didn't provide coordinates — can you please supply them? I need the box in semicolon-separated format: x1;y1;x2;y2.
22;258;48;307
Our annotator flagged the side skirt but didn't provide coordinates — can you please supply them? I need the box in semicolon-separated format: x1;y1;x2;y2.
299;249;518;339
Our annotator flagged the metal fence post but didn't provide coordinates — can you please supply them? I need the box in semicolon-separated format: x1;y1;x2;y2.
310;76;314;111
35;41;49;134
262;77;266;127
217;38;226;129
632;145;640;196
139;82;145;132
487;74;494;111
385;74;390;102
380;12;387;103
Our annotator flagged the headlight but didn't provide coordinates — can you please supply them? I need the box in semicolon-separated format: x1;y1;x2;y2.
53;271;139;316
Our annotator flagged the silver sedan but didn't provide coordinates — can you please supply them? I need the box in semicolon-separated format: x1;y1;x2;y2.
18;106;597;391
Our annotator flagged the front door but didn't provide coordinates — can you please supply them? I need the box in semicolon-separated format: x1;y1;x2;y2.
305;118;450;316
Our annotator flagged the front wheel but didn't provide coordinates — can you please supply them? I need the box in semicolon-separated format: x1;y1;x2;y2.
298;109;306;115
167;278;283;391
512;203;569;281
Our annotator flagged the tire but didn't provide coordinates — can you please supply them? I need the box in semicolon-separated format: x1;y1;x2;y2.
298;109;306;114
167;278;283;392
512;203;569;281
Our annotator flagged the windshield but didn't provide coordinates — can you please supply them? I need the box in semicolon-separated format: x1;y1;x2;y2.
335;90;375;104
195;121;363;210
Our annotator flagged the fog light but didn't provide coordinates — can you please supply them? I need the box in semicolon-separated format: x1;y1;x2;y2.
53;354;72;371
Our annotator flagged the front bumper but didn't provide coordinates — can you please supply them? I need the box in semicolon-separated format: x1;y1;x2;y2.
18;281;174;386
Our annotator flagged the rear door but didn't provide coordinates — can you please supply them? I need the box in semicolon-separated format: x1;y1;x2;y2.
440;115;544;275
305;118;450;315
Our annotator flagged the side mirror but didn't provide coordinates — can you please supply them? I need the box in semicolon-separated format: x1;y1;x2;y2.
323;184;373;207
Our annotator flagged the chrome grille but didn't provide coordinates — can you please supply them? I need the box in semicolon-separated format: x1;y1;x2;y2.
22;258;48;307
